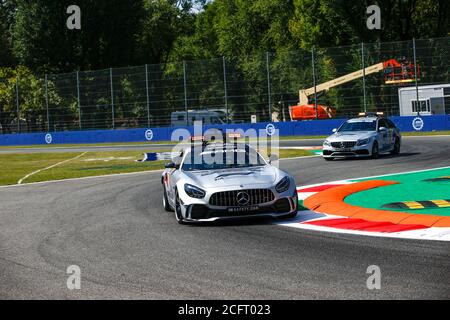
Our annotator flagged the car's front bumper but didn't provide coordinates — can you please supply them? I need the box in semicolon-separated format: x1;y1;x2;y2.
322;145;371;158
180;195;298;222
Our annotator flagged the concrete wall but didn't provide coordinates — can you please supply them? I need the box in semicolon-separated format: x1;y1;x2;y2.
0;115;448;146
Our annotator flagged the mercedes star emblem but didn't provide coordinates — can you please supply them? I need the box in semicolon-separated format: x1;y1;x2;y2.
236;191;250;206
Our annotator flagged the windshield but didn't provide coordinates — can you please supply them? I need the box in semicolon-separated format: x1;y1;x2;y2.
338;120;377;132
181;146;266;171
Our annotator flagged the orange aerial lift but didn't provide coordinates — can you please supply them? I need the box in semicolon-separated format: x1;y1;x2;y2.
289;58;420;121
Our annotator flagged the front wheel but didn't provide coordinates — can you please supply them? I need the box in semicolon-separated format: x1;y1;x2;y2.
279;211;298;219
162;186;173;212
324;157;334;161
174;190;186;224
390;138;401;155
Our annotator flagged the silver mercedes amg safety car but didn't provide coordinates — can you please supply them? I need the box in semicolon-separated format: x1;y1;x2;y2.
322;113;402;160
161;137;298;224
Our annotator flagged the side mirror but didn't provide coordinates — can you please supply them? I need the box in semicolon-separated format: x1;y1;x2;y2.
332;128;337;133
379;127;387;132
164;162;177;169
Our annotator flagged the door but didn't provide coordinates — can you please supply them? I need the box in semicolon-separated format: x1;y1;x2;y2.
385;119;397;149
377;119;390;151
166;152;184;203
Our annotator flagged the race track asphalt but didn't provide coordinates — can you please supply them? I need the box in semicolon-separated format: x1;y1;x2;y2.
0;136;449;299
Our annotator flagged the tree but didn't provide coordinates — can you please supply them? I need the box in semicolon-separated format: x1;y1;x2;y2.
137;0;192;65
289;0;450;49
169;0;220;61
0;0;15;67
0;66;62;133
12;0;145;73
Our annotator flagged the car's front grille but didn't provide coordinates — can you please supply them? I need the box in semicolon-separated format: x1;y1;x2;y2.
331;141;357;148
209;189;275;207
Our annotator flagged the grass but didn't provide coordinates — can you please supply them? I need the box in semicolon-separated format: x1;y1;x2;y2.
402;130;450;136
0;152;83;185
0;148;313;186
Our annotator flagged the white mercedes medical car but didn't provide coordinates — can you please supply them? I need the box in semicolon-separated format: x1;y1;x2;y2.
322;113;402;160
161;136;298;224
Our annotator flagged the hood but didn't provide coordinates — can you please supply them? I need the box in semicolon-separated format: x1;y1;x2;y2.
183;165;281;189
327;131;375;142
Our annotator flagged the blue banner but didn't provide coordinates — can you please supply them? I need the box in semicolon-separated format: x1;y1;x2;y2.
0;115;448;146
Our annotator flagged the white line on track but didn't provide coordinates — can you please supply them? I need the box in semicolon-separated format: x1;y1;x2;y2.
402;135;449;138
17;152;88;185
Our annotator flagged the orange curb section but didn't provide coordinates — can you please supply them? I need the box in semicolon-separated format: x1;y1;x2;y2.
303;180;450;228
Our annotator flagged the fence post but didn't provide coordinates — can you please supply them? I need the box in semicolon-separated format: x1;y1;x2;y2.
45;74;49;132
183;61;188;126
110;68;115;129
15;77;20;133
361;42;367;113
266;52;272;122
413;38;420;116
76;71;81;129
311;47;318;119
145;64;150;128
222;57;229;124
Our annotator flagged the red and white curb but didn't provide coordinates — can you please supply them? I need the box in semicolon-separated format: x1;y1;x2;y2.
275;179;450;242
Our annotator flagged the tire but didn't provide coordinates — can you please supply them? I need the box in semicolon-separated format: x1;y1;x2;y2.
174;190;186;224
371;141;379;159
390;138;400;155
280;211;298;219
324;157;334;161
162;186;173;212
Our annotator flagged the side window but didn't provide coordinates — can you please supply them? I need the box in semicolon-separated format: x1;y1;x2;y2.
378;119;387;130
386;119;396;129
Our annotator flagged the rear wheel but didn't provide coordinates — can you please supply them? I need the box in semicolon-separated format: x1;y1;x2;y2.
371;141;379;159
390;138;401;155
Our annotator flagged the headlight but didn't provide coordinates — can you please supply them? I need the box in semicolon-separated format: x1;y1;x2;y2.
323;140;331;147
184;184;206;199
275;176;291;193
357;138;370;146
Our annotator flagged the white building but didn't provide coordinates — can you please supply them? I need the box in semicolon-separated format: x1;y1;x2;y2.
398;84;450;116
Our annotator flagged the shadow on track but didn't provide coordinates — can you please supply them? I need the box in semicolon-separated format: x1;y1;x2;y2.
183;216;284;228
329;152;421;161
